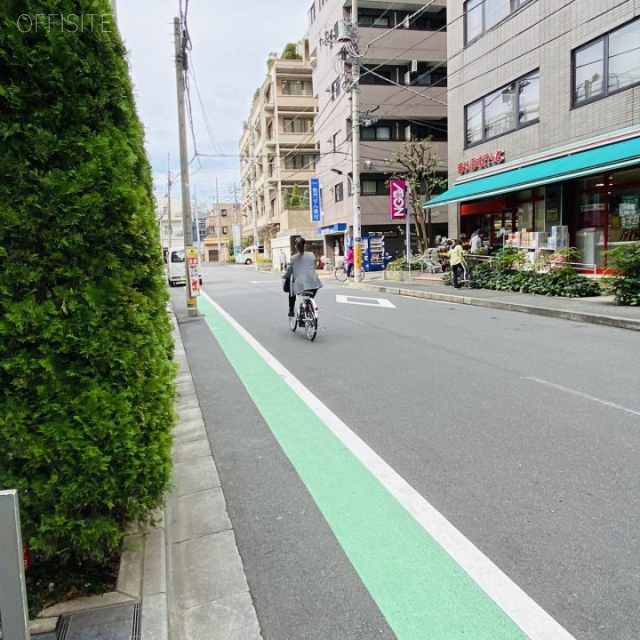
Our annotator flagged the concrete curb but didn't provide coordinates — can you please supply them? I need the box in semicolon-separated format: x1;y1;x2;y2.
348;281;640;332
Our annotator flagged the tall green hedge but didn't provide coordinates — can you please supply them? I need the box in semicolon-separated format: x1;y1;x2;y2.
0;0;176;563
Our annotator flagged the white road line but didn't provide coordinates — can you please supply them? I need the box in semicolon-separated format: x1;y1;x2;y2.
336;294;396;308
201;291;575;640
527;377;640;417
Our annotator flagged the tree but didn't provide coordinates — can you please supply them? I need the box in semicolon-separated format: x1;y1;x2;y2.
0;0;175;566
387;137;447;252
281;42;301;60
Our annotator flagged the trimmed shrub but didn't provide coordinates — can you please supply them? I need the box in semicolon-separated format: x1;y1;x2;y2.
0;0;175;564
603;241;640;306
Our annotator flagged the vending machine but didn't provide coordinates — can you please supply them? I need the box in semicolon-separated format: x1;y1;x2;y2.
361;233;385;272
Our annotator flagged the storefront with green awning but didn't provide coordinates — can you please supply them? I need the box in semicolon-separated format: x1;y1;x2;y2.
425;126;640;270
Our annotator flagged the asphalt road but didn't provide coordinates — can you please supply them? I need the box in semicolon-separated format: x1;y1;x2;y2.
172;262;640;640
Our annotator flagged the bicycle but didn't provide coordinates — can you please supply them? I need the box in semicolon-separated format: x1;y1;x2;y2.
289;290;319;341
335;263;348;282
335;264;366;282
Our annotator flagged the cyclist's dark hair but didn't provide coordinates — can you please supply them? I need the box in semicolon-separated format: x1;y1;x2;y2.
295;236;306;253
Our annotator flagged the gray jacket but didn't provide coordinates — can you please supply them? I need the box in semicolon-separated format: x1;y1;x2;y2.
283;252;323;296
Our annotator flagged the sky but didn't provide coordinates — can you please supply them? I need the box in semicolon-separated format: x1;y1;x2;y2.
116;0;310;210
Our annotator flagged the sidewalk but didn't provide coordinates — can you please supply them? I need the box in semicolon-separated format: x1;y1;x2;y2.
346;273;640;332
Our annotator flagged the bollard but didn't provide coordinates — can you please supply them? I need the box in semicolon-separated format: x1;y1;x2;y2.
0;490;30;640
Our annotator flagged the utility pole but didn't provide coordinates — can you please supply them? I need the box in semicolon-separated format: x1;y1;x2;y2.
167;153;173;251
249;126;260;271
192;187;201;257
349;0;363;282
215;178;222;263
173;15;197;316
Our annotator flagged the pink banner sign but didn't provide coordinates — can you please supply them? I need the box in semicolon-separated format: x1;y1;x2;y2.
390;179;407;220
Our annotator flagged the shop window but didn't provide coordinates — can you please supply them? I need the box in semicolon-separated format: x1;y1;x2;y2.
465;70;539;146
608;167;640;244
573;18;640;106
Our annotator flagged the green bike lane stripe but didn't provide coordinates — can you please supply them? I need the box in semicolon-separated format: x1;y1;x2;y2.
199;292;575;640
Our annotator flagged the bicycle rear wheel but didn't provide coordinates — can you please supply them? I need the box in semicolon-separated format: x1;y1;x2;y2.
302;303;317;341
335;266;348;282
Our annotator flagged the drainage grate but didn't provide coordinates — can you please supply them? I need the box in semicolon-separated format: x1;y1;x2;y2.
57;603;139;640
131;603;141;640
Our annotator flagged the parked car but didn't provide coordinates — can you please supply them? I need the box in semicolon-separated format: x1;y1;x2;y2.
166;247;203;287
240;245;264;265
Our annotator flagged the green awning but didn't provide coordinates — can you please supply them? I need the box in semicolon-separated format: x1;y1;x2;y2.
425;135;640;208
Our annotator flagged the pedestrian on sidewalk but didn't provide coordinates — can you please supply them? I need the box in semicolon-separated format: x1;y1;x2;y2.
346;245;354;278
470;227;483;254
448;239;465;289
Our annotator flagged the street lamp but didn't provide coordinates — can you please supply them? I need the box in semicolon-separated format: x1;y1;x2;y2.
331;167;354;194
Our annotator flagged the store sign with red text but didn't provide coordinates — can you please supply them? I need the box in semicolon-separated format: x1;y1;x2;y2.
458;149;505;175
389;179;407;220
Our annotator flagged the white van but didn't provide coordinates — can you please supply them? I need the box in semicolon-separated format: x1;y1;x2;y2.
239;245;264;265
166;247;203;287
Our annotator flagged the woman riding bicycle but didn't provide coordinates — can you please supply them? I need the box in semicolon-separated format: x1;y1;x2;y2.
283;236;323;318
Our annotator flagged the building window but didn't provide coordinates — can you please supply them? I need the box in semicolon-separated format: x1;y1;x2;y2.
331;77;341;100
359;12;390;27
334;182;344;202
332;132;340;152
464;0;532;43
283;118;313;133
361;178;389;196
360;66;394;85
220;209;227;217
361;125;391;141
222;226;228;235
284;154;316;170
409;62;447;87
573;18;640;106
282;80;312;96
465;70;539;146
308;1;315;24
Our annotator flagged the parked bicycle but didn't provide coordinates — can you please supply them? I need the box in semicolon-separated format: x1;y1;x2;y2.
289;290;319;341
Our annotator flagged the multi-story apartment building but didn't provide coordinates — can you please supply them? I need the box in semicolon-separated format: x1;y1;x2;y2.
239;40;320;264
308;0;448;263
202;201;239;263
429;1;640;271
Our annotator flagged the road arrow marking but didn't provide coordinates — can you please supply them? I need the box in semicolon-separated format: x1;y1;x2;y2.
336;294;396;308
